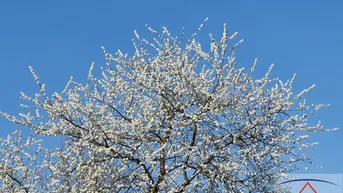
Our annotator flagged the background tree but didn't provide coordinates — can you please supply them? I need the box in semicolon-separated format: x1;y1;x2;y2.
0;21;337;192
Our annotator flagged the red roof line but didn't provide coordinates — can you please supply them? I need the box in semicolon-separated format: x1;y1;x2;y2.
299;182;317;193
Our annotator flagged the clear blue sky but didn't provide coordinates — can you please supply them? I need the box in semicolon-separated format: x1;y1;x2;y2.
0;0;342;181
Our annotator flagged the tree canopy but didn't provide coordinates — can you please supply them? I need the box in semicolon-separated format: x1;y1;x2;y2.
0;21;336;192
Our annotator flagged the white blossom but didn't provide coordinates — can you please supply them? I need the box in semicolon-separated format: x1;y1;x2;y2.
0;22;337;193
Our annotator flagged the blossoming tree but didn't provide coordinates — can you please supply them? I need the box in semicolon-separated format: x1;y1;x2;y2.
0;21;336;192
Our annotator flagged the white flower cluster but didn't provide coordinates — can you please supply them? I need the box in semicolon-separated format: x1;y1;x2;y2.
0;22;337;192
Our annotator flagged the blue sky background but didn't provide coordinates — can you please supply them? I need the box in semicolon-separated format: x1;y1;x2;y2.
0;0;342;184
